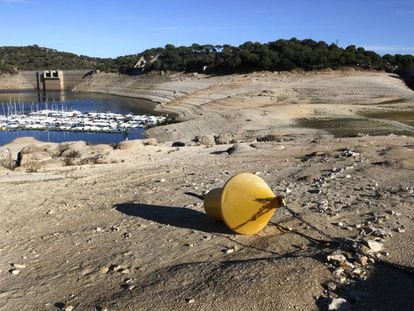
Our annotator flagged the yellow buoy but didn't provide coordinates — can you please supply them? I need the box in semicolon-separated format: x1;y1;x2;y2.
204;173;285;234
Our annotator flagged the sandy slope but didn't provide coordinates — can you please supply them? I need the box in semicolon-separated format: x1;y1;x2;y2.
1;70;414;310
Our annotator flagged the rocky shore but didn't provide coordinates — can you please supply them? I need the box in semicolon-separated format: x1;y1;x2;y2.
0;70;414;310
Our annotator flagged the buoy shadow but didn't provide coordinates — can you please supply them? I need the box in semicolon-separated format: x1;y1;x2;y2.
114;203;232;234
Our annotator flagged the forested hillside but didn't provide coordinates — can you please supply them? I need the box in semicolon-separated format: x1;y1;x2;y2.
0;45;101;73
1;38;414;75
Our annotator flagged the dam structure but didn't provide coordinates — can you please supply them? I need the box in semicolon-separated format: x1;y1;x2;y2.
37;70;64;92
19;69;92;92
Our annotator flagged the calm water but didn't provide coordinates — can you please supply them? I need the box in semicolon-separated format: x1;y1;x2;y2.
0;91;160;146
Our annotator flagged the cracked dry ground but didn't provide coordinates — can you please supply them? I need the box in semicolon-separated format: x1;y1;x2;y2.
1;135;413;310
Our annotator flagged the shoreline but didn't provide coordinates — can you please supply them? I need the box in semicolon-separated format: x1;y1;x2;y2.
0;70;414;310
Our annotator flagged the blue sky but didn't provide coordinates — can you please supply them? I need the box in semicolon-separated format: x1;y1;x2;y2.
1;0;414;58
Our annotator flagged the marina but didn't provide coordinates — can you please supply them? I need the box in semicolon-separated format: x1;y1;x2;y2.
0;109;168;133
0;91;168;145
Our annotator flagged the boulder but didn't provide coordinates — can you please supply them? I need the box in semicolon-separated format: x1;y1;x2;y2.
0;149;16;170
20;142;60;157
116;140;144;150
59;141;89;158
90;144;113;153
226;143;255;155
172;141;186;147
19;151;52;167
142;138;158;146
200;135;216;146
215;133;232;145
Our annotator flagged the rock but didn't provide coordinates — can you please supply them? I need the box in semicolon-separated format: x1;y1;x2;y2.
172;141;185;147
224;247;235;254
356;255;368;266
364;240;384;253
328;298;348;310
324;281;337;292
327;254;347;264
9;269;20;275
64;306;74;311
109;264;122;272
200;135;216;146
59;141;88;157
19;142;60;157
90;144;113;153
142;138;158;146
185;298;195;304
12;263;26;269
226;143;254;155
99;266;110;274
116;140;144;150
119;268;130;274
215;133;232;145
19;151;52;168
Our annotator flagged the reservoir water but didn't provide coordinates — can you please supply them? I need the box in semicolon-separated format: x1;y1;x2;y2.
0;91;161;146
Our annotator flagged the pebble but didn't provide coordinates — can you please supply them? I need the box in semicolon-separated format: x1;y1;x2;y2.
357;256;368;266
12;263;26;269
109;264;123;272
64;306;74;311
328;298;348;310
9;269;20;275
119;268;130;274
185;298;195;304
325;281;337;291
365;240;384;253
99;267;109;274
327;253;347;264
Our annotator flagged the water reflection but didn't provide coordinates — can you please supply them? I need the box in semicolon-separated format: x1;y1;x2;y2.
0;90;159;115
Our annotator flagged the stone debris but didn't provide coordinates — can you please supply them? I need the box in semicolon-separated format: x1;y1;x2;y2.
327;253;347;264
199;135;216;146
223;247;236;254
9;269;20;275
12;263;26;269
328;298;348;310
109;264;123;272
364;240;384;253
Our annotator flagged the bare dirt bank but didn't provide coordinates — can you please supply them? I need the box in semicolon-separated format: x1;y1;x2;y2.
0;73;34;90
1;70;414;310
75;70;414;142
